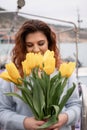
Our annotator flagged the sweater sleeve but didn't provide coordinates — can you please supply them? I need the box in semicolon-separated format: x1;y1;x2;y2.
64;72;82;125
0;78;26;130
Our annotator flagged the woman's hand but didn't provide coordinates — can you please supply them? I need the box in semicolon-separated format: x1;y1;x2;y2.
23;113;68;130
48;113;68;130
23;117;45;130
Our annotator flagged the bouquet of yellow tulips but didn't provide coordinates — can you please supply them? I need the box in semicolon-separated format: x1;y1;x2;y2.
0;50;76;129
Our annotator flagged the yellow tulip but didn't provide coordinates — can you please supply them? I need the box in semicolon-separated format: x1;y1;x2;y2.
43;59;55;75
44;50;54;59
0;71;22;84
59;62;76;77
26;52;43;69
22;60;31;76
43;50;55;75
6;62;22;84
0;71;13;82
26;53;36;69
34;53;43;69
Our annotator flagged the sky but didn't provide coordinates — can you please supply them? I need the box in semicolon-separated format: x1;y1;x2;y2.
0;0;87;28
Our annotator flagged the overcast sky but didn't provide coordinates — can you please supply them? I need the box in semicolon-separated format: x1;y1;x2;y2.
0;0;87;28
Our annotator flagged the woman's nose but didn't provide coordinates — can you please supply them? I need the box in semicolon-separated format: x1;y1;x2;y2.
33;45;40;53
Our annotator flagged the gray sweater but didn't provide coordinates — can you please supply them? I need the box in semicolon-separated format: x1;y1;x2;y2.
0;71;81;130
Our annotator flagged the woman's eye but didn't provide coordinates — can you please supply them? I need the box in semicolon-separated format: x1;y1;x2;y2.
38;42;44;46
26;44;33;47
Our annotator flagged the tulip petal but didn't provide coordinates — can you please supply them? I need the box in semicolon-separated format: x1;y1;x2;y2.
22;60;31;76
0;71;12;82
59;62;76;77
6;62;22;84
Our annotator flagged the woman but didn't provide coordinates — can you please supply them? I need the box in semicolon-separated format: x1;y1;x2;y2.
0;19;81;130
